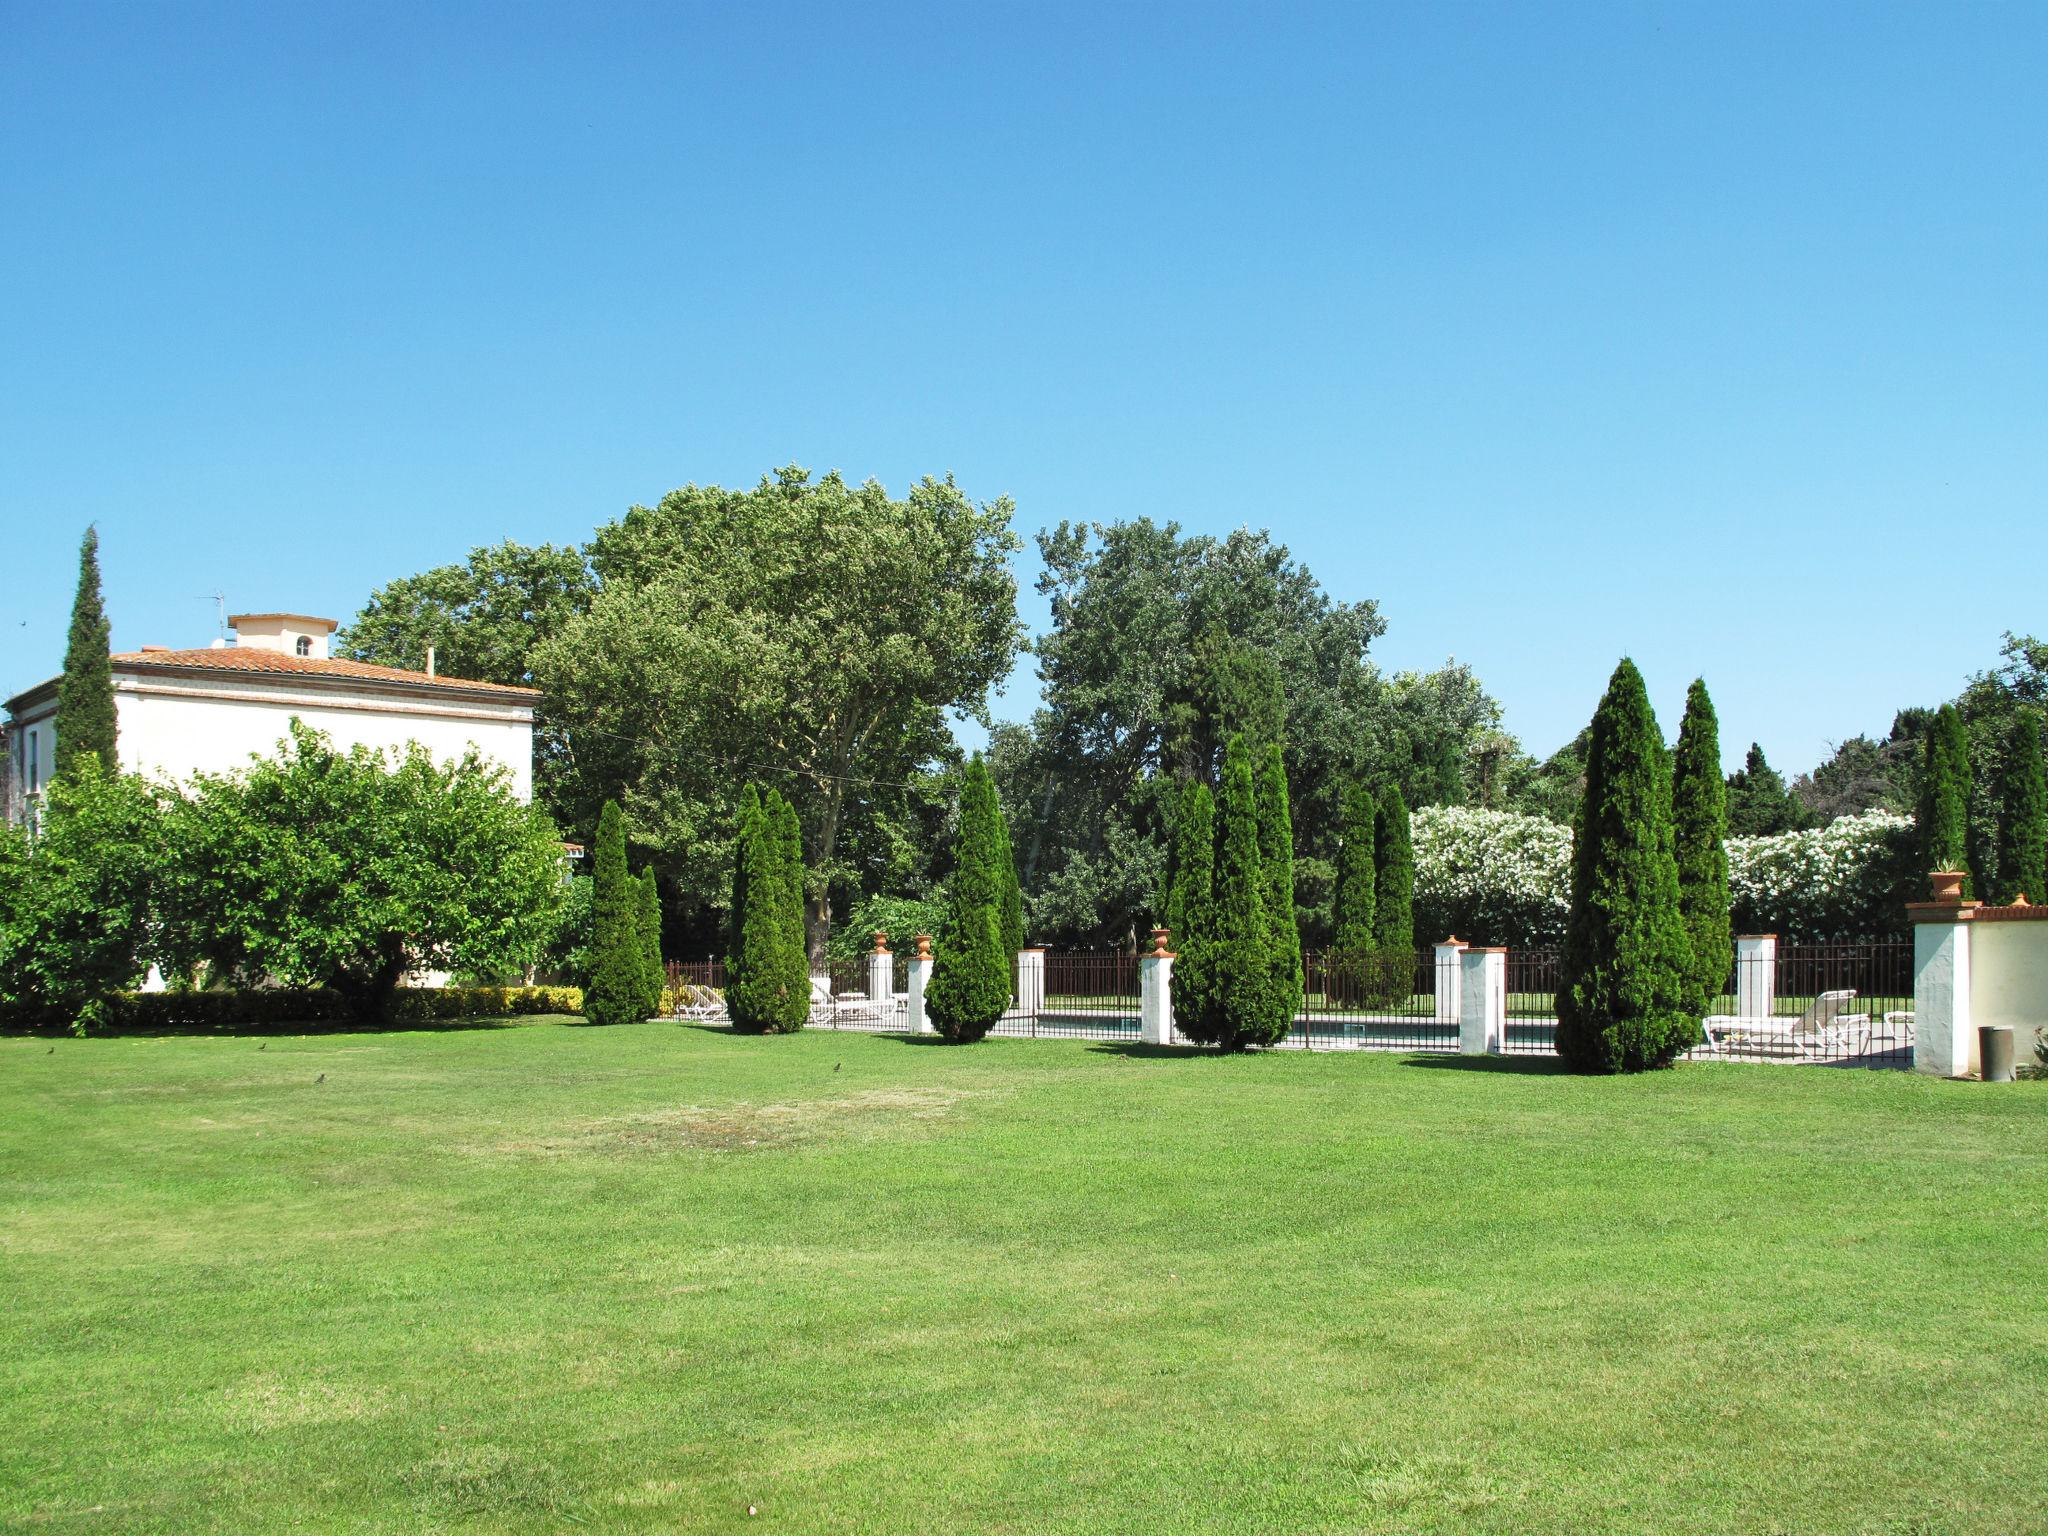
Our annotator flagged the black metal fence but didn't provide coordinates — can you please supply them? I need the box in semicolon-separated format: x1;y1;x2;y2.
992;952;1141;1041
1286;949;1459;1050
1693;940;1914;1065
1503;948;1561;1056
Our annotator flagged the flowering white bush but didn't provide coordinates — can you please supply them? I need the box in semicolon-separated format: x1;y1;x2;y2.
1412;806;1572;947
1411;804;1915;948
1726;809;1916;941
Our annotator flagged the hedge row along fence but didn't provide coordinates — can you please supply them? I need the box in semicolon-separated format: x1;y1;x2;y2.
0;985;584;1035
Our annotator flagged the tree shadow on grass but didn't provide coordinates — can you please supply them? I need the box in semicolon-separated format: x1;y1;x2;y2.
1399;1053;1572;1075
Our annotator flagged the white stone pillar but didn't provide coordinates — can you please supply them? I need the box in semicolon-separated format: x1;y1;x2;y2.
1139;929;1175;1045
1734;934;1777;1018
867;933;894;1004
1017;948;1046;1017
1433;938;1468;1025
1459;947;1506;1054
906;935;936;1036
1910;876;1976;1076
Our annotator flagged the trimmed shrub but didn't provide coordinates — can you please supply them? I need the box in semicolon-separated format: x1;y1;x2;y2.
726;785;761;987
1209;735;1284;1050
1555;658;1697;1073
583;800;646;1027
1165;778;1217;1037
1327;783;1378;1007
1919;703;1972;884
1996;712;2046;904
637;867;665;1018
1671;678;1733;1015
1372;785;1415;954
1256;741;1303;1031
2;985;585;1036
927;759;1015;1041
729;789;808;1032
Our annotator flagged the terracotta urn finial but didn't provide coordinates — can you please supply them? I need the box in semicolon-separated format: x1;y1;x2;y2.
872;930;890;955
1149;927;1171;958
914;933;933;960
1929;870;1966;905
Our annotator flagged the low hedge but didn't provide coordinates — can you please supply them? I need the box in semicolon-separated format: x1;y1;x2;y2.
0;985;585;1035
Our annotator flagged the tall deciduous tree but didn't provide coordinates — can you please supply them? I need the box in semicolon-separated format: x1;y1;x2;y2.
1164;778;1216;1035
1256;740;1303;1030
1995;712;2046;904
1371;785;1415;955
1671;679;1733;1014
1555;659;1697;1073
1918;703;1972;883
728;789;808;1032
536;468;1022;964
927;760;1014;1041
54;527;117;780
583;801;646;1027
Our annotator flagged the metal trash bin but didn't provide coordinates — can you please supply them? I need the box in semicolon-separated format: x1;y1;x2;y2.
1980;1025;2015;1083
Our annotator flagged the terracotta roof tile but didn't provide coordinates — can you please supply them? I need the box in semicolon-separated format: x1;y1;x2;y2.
107;648;539;697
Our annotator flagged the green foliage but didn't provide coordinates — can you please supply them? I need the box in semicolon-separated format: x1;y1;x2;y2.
1165;779;1216;1035
1330;784;1377;954
534;467;1022;960
536;874;593;984
337;540;593;686
927;760;1016;1041
637;868;665;1018
827;893;949;966
53;526;117;781
583;802;646;1027
1202;737;1285;1049
1995;711;2046;903
1725;743;1807;836
0;758;159;1022
1556;659;1697;1073
1;985;584;1034
1371;785;1415;954
1917;703;1972;881
728;789;809;1033
1255;740;1303;1031
727;784;761;980
1671;679;1733;1015
155;723;566;1019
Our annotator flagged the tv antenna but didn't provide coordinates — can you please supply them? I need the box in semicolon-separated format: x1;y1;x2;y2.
193;591;228;638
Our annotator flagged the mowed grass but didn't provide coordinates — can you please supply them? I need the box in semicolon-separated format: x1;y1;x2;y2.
3;1024;2045;1534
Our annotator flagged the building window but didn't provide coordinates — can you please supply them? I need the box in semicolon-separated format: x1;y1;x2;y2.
28;729;38;795
295;635;313;657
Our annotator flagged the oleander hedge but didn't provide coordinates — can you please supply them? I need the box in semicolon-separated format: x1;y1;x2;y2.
0;985;584;1035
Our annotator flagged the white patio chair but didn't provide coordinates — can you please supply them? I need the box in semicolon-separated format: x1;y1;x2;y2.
1703;990;1864;1057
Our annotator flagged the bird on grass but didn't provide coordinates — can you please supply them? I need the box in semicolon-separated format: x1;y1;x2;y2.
315;1072;326;1084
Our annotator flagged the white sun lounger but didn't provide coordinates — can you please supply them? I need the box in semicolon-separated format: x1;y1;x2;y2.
1702;989;1871;1057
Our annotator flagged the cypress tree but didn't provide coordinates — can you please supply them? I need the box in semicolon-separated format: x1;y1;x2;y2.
583;800;646;1026
1918;703;1972;882
1996;712;2046;904
1255;740;1303;1034
637;867;665;1017
1371;784;1415;956
54;526;117;780
726;784;762;990
1555;658;1697;1073
1165;778;1216;1039
1209;735;1280;1050
927;759;1013;1041
730;790;808;1031
1670;679;1733;1016
1329;782;1376;1004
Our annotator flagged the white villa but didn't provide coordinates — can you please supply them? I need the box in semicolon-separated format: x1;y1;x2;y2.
3;611;537;823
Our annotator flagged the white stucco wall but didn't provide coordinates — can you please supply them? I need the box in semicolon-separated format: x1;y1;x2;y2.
1969;920;2048;1069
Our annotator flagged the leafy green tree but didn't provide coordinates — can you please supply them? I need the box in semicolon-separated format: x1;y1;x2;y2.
1507;728;1590;824
1372;785;1415;955
927;760;1015;1041
1994;712;2046;904
337;540;593;686
583;801;646;1027
729;789;809;1032
637;867;665;1017
1918;703;1972;882
1725;743;1805;836
1555;659;1697;1073
1256;740;1303;1029
0;758;159;1024
1206;736;1286;1049
1164;778;1216;1036
535;467;1022;964
53;527;117;781
1789;734;1913;823
828;893;949;966
1671;679;1733;1014
157;723;565;1019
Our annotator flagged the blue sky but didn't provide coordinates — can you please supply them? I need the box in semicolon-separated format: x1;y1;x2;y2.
3;2;2042;774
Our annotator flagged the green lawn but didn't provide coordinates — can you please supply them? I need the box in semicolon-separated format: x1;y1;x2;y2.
3;1023;2044;1534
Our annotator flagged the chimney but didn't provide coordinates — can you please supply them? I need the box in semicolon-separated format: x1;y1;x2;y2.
425;645;437;679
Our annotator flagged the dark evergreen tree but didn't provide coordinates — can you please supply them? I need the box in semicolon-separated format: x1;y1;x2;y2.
1918;703;1972;883
1329;782;1376;1003
54;526;117;780
927;758;1014;1041
1164;778;1216;1037
725;784;762;987
1256;740;1303;1032
730;790;809;1031
1995;712;2046;904
1371;784;1415;955
1724;743;1804;836
1209;735;1283;1049
1555;659;1697;1073
583;800;646;1026
637;867;665;1017
1670;679;1733;1015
